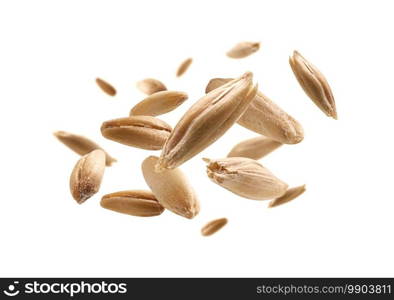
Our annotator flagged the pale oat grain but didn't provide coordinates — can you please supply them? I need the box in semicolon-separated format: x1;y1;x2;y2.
204;157;288;200
69;149;106;204
226;42;260;58
130;91;188;117
142;156;199;219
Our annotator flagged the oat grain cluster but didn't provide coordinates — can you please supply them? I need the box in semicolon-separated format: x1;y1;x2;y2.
55;42;338;236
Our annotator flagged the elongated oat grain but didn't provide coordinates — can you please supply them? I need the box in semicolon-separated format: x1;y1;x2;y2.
156;72;257;171
101;116;172;150
204;157;288;200
176;58;193;77
289;51;337;119
227;136;282;160
206;78;304;144
226;42;260;58
96;78;116;96
54;131;116;166
201;218;228;236
130;91;188;117
101;190;165;216
142;156;199;219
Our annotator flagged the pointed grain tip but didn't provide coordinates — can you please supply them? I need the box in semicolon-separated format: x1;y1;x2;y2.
107;158;117;166
184;210;197;219
53;131;64;137
331;111;338;120
242;71;253;80
202;158;211;164
291;132;304;144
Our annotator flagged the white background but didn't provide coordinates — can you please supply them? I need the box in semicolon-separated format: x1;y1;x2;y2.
1;0;393;277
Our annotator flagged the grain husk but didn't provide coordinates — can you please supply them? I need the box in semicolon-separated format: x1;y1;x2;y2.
96;78;116;96
268;185;306;208
101;116;172;150
227;136;282;160
54;131;116;166
157;72;257;171
226;42;260;58
69;149;106;203
201;218;228;236
130;91;188;117
204;157;288;200
101;190;165;216
206;78;304;144
176;58;193;77
136;78;167;95
142;156;199;219
289;51;337;119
